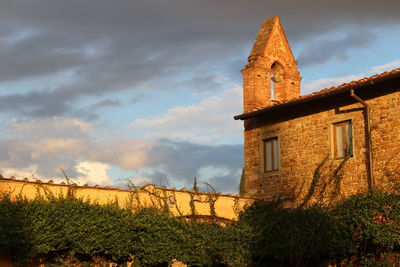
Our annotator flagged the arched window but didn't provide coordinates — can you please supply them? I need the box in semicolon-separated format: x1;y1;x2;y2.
270;62;284;100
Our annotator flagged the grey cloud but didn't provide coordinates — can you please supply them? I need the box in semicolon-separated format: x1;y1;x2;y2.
92;99;120;108
0;139;82;178
0;115;243;192
0;89;73;117
0;31;86;82
0;0;398;118
0;0;399;191
209;174;240;194
90;138;244;187
0;117;92;178
145;139;243;187
112;139;243;193
129;171;171;188
298;30;375;67
7;117;91;140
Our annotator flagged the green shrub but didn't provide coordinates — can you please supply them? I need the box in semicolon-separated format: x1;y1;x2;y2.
3;190;400;266
333;191;400;258
0;194;249;266
236;201;344;266
0;195;133;264
128;209;250;266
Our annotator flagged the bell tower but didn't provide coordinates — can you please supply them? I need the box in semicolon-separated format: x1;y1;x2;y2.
242;16;302;113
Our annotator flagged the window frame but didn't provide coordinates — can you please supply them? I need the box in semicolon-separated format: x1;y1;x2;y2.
333;120;353;159
263;137;279;172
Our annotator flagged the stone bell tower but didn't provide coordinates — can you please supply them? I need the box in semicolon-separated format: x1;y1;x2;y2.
242;16;302;113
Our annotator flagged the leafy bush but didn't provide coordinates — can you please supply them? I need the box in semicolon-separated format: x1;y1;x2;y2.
234;190;400;266
0;195;133;265
333;191;400;258
2;190;400;266
0;193;249;266
235;202;344;266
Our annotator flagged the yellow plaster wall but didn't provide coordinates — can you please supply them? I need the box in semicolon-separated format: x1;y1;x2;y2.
0;178;253;221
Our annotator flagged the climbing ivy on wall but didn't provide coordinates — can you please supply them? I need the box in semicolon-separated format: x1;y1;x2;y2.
239;167;246;195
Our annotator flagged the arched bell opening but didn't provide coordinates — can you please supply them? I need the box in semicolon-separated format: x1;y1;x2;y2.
270;62;285;101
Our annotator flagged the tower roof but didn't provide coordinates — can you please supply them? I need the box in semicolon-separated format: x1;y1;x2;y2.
248;16;295;64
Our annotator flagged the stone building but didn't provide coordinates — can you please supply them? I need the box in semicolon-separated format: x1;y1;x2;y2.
234;16;400;205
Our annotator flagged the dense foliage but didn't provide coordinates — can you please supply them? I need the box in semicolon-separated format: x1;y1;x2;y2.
0;193;251;266
2;190;400;266
235;202;343;266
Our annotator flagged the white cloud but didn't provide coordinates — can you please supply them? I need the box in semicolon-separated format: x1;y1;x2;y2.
0;112;243;192
8;117;91;139
0;161;113;186
303;74;364;94
75;161;112;186
1;165;38;179
91;138;155;170
303;60;400;94
369;60;400;74
130;86;243;143
0;117;160;182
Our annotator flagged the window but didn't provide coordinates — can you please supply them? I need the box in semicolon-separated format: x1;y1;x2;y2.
263;137;279;172
333;120;353;159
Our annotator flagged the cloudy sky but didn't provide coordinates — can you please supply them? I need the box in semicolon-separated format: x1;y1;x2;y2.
0;0;399;193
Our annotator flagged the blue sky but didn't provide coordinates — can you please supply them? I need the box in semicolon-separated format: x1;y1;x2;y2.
0;0;399;193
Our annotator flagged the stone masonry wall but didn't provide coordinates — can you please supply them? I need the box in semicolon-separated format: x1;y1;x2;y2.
244;89;400;206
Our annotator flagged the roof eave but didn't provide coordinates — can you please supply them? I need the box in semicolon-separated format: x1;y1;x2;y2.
233;87;349;120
